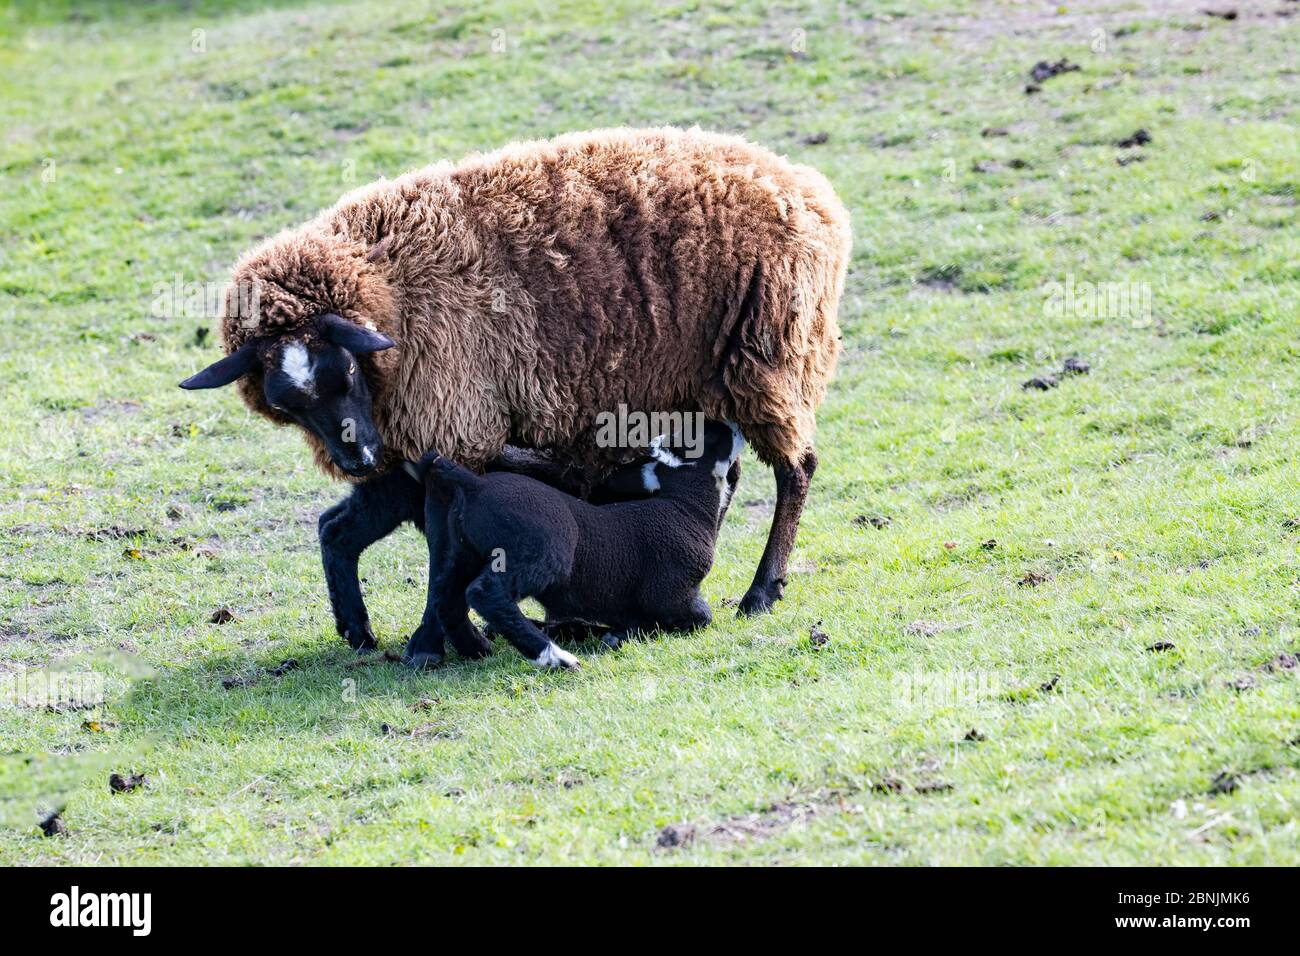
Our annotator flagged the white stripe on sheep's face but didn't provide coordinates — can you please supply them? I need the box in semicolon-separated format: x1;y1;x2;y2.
179;313;397;478
279;342;316;396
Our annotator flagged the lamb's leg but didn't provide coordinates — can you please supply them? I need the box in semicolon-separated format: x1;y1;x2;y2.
432;531;493;662
405;495;490;668
319;469;422;650
609;595;713;648
739;447;817;617
464;571;580;669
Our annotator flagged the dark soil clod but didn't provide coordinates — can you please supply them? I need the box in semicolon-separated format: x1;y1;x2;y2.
1022;375;1059;391
1146;640;1176;653
39;811;67;837
963;728;986;742
981;126;1010;137
1116;128;1152;148
980;538;998;550
914;780;954;794
1227;675;1256;692
872;775;907;794
802;131;829;146
1203;8;1238;20
1261;652;1298;673
1029;59;1080;84
809;621;830;648
1018;570;1049;588
269;658;299;678
657;823;697;849
1039;674;1061;694
854;514;892;529
209;607;235;625
109;772;147;793
1062;356;1091;375
1209;771;1239;795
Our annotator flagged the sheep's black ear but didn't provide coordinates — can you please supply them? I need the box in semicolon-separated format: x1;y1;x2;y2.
318;313;395;354
179;341;259;389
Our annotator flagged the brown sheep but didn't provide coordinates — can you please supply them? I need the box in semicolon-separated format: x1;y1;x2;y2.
181;126;850;658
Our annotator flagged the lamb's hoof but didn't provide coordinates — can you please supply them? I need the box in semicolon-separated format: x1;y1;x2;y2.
738;585;780;617
451;621;493;660
403;651;445;670
533;642;581;670
601;631;625;650
339;621;378;651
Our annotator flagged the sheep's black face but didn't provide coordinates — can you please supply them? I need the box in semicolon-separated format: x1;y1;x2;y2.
179;313;395;478
264;337;386;478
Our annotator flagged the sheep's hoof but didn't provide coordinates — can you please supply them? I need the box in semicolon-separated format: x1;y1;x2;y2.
403;651;445;670
601;631;626;650
339;621;378;651
737;587;779;617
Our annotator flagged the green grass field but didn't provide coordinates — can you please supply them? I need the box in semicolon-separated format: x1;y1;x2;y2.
1;0;1297;865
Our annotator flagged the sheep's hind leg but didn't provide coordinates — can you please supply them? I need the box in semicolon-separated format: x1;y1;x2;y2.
739;448;817;617
319;470;422;651
465;572;580;669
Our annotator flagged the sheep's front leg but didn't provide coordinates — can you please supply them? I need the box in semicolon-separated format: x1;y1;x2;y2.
319;469;422;651
739;448;817;617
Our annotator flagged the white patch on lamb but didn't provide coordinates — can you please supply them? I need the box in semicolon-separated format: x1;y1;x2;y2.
717;474;736;521
281;342;315;394
712;423;746;479
533;642;580;669
640;461;661;492
714;423;744;520
648;434;684;469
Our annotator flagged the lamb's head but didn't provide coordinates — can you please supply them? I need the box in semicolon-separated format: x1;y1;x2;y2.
179;313;395;478
645;420;745;528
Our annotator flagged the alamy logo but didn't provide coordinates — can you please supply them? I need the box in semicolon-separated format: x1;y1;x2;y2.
50;886;151;936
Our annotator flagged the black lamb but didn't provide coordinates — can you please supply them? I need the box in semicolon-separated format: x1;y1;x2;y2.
404;420;745;668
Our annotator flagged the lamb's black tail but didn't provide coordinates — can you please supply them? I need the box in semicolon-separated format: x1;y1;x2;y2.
401;452;481;496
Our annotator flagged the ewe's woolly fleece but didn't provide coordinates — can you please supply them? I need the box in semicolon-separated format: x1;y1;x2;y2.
219;127;850;480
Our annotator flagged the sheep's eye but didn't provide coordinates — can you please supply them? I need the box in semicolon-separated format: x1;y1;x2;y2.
348;363;356;375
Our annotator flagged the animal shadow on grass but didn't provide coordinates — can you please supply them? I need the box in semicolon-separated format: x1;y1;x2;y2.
117;629;620;735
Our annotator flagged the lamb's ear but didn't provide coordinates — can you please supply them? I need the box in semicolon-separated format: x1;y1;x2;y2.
648;435;685;469
178;341;259;390
318;313;395;354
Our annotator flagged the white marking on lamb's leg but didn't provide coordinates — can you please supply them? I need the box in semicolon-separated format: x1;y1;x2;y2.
281;342;315;393
649;435;684;469
533;642;580;669
641;461;661;492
